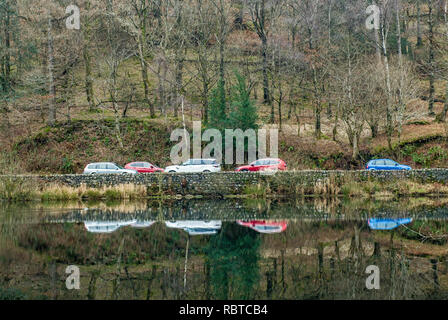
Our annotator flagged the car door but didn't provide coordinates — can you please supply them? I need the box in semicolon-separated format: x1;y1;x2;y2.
97;163;107;174
191;159;203;172
250;160;262;171
267;159;279;170
259;160;271;171
179;160;192;172
137;162;150;173
376;160;386;170
384;160;396;170
106;163;119;174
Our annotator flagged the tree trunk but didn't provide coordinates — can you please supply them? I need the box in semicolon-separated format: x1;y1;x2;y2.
138;32;155;118
428;0;435;116
47;17;56;126
83;46;95;111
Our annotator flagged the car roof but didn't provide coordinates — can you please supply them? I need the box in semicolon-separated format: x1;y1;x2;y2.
369;159;395;162
87;162;117;165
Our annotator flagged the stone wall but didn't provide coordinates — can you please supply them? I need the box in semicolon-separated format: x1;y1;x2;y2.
2;169;448;197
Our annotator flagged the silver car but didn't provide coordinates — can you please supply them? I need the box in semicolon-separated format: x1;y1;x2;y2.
83;162;138;175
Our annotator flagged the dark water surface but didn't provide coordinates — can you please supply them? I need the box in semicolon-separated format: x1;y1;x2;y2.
1;198;448;300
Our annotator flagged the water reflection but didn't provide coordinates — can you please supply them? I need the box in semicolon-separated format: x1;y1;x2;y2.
237;220;288;234
165;220;222;236
84;220;156;233
1;199;448;300
368;218;413;230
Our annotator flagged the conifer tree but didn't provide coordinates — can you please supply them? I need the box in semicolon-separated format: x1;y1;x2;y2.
229;72;258;131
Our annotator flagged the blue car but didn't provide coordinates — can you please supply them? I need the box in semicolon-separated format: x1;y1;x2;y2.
366;159;411;171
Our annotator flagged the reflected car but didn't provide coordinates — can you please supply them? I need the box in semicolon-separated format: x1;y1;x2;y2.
236;158;287;172
125;162;164;173
165;159;221;173
367;218;413;230
84;220;137;233
83;162;138;175
366;159;411;171
237;220;288;234
165;220;222;235
130;221;156;228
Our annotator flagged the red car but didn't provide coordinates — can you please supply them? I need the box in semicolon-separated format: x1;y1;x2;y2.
235;158;287;172
124;162;164;173
237;220;288;234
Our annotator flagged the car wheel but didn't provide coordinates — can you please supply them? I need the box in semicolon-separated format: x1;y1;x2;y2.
203;170;211;173
169;170;176;173
241;169;249;172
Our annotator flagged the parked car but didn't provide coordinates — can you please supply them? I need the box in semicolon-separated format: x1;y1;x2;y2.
236;220;288;234
366;159;411;171
235;158;287;172
83;162;138;175
165;159;221;173
125;162;164;173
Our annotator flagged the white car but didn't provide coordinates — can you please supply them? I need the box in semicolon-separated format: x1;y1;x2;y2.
165;159;221;173
83;162;137;175
165;220;222;236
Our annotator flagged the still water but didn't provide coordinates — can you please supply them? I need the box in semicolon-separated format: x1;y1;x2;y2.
1;197;448;300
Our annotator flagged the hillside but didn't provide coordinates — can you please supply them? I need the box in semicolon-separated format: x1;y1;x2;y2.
1;0;448;173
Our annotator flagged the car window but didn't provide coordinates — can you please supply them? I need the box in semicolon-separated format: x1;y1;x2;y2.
370;161;376;166
98;163;107;169
88;164;97;169
143;163;151;168
385;160;396;166
134;162;144;167
107;164;117;170
182;160;192;166
192;159;202;165
254;160;263;166
202;159;216;165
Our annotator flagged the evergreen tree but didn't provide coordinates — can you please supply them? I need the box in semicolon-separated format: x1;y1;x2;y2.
207;79;227;130
229;72;258;131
